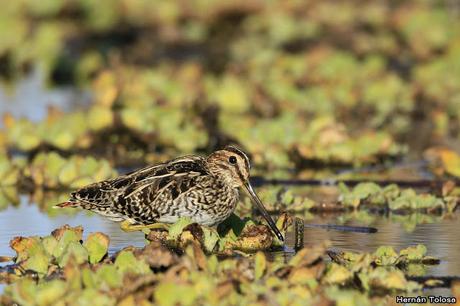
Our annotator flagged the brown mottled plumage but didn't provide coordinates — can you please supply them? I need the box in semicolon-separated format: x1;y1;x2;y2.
57;146;283;240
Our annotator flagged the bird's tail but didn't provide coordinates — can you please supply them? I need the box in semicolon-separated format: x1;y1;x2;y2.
53;201;80;209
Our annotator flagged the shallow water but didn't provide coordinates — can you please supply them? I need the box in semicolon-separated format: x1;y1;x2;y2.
0;70;90;126
301;213;460;277
0;200;146;258
0;197;146;293
1;196;459;278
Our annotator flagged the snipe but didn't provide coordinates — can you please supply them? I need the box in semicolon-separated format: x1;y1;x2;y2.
57;146;284;240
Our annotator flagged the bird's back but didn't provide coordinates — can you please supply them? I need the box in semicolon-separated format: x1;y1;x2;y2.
61;155;238;225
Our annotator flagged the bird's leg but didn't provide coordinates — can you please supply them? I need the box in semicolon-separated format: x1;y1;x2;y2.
120;220;170;232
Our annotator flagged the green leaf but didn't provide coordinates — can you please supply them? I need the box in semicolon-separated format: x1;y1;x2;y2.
154;282;197;306
57;241;89;267
399;244;427;261
201;227;220;253
75;287;115;306
58;162;78;186
114;250;150;275
23;251;50;275
81;267;96;288
5;278;38;306
254;252;267;280
207;255;218;274
168;217;193;241
367;267;421;291
0;155;20;186
211;75;249;114
87;105;113;131
95;265;122;288
323;263;353;285
9;236;50;275
373;246;399;266
83;232;109;264
42;236;58;256
53;230;81;258
36;280;67;306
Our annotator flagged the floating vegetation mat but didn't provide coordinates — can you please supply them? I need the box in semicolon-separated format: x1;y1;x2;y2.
1;0;460;304
240;183;459;216
0;223;449;306
1;0;460;172
0;152;118;191
143;214;289;255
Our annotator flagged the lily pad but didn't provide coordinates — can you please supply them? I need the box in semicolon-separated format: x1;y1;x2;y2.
323;263;353;285
114;250;151;275
25;152;117;188
83;232;109;264
57;241;89;267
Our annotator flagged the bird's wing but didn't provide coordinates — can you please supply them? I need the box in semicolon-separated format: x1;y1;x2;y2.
122;155;208;199
70;155;209;206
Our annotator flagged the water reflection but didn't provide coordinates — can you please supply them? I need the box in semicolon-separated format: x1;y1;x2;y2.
0;69;90;127
1;196;459;277
0;199;145;259
0;189;459;297
302;213;460;277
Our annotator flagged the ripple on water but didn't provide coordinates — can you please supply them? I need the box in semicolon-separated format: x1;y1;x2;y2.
302;214;460;277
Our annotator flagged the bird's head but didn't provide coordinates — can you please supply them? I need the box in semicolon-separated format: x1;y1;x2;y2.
207;145;284;241
206;145;251;188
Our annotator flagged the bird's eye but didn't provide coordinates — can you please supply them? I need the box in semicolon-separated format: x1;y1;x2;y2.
229;156;237;164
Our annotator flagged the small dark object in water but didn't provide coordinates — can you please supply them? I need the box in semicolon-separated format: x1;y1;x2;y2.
304;224;378;233
294;217;304;250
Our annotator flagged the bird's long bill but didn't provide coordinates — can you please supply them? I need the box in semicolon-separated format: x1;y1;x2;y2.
244;182;284;241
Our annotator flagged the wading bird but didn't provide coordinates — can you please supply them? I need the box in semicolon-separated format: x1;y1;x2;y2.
57;146;285;241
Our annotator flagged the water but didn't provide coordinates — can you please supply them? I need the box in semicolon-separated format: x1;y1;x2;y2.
0;69;90;126
301;214;460;277
1;196;459;278
0;200;145;258
0;198;146;293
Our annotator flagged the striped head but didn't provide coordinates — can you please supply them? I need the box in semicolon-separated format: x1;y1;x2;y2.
207;145;284;241
206;145;251;188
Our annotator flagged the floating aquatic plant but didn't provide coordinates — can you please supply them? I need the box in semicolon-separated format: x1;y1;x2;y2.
241;187;315;215
326;245;441;293
0;154;21;187
424;147;460;179
23;152;117;189
145;214;288;255
0;224;440;305
338;182;458;212
329;244;439;268
1;1;460;305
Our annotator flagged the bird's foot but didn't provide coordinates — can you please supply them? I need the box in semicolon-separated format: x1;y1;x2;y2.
120;220;170;232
